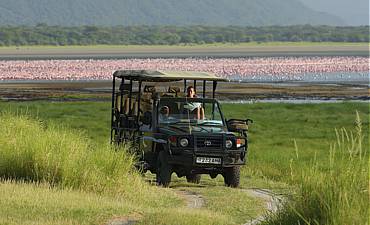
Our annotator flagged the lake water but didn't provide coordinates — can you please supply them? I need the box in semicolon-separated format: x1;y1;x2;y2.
221;99;369;104
230;72;369;84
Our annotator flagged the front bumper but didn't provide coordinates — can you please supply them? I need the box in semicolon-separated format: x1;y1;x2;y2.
168;148;246;168
166;134;247;168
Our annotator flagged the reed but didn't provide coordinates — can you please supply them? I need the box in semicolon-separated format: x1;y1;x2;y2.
264;112;368;225
0;111;143;196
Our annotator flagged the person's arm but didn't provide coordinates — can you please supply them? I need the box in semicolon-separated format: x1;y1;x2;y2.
196;107;200;119
200;107;204;120
194;106;204;120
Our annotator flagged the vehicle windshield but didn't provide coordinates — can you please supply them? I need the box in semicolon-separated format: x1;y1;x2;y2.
158;98;224;126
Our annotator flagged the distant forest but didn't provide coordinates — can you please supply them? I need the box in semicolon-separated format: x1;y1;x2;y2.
0;25;368;46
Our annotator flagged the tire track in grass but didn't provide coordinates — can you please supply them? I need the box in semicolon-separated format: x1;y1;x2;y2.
106;187;283;225
173;187;284;225
107;213;142;225
242;188;284;225
106;189;204;225
174;190;205;209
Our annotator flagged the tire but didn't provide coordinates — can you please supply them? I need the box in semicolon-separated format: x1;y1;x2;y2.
156;150;172;187
223;166;240;188
186;174;201;184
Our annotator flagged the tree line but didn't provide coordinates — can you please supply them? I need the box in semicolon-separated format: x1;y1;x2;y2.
0;24;368;46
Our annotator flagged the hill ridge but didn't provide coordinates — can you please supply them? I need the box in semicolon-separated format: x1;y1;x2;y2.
0;0;343;26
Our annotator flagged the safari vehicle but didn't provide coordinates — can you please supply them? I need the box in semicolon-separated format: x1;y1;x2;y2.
111;70;252;187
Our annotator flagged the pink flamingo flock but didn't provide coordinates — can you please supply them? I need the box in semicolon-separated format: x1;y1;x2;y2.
0;56;368;81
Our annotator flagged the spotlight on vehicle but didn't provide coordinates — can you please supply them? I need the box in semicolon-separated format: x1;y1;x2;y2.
225;139;233;149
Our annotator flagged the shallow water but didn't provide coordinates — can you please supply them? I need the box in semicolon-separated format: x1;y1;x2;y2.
221;99;369;104
231;72;369;84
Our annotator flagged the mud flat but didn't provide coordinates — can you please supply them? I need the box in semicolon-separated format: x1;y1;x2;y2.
0;80;368;102
0;44;368;60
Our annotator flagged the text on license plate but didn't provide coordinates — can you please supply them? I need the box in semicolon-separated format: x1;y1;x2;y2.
196;157;221;165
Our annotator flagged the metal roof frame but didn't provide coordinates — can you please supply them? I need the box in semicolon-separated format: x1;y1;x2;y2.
113;70;228;82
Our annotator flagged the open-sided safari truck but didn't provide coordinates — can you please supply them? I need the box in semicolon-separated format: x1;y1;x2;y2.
111;70;252;187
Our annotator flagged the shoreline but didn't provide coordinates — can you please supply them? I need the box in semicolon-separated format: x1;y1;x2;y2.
0;80;368;102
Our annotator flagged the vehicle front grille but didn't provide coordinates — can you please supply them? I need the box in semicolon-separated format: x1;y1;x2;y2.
196;136;223;150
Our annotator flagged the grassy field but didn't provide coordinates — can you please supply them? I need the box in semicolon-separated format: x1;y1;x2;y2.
0;101;368;224
1;101;367;172
0;110;265;225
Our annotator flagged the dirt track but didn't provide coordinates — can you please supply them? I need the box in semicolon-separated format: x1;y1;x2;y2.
105;188;281;225
242;189;284;225
174;190;205;209
172;188;284;225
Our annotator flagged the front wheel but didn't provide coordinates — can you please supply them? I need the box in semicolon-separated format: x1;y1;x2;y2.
156;151;172;187
186;174;201;184
223;166;240;188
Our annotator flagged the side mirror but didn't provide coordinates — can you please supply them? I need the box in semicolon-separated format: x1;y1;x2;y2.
142;111;152;125
226;119;253;132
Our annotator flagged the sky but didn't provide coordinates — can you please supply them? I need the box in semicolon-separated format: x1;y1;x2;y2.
299;0;369;25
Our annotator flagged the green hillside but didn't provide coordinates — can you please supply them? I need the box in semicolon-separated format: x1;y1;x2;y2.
0;0;343;26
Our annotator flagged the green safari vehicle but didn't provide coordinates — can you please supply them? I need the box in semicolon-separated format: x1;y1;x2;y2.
110;70;252;187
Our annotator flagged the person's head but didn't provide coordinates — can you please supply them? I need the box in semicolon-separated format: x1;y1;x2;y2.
159;106;170;116
186;86;196;98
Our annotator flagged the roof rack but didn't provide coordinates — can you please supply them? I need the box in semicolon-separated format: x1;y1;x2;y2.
113;70;228;82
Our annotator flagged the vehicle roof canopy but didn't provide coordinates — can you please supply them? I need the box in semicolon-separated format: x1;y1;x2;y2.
113;70;228;82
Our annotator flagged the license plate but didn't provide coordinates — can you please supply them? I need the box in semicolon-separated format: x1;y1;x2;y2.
196;157;221;165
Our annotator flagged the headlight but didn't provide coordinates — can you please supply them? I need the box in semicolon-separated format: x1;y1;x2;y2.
179;138;189;147
225;140;233;149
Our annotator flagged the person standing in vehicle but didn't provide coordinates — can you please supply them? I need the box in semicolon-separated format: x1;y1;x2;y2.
185;86;204;119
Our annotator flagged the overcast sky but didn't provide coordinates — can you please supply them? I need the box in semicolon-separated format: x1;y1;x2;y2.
299;0;369;25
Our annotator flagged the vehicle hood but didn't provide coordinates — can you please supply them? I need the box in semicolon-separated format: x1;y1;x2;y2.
158;125;230;136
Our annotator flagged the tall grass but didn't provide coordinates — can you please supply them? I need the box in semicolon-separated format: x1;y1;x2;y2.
0;111;143;196
264;112;368;225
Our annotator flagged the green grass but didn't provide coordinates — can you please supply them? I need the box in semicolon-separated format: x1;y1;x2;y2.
0;101;368;224
1;101;367;180
1;178;255;225
178;186;266;224
221;103;369;180
0;181;135;225
0;101;111;143
0;111;183;201
0;110;266;225
262;112;368;225
0;111;136;193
